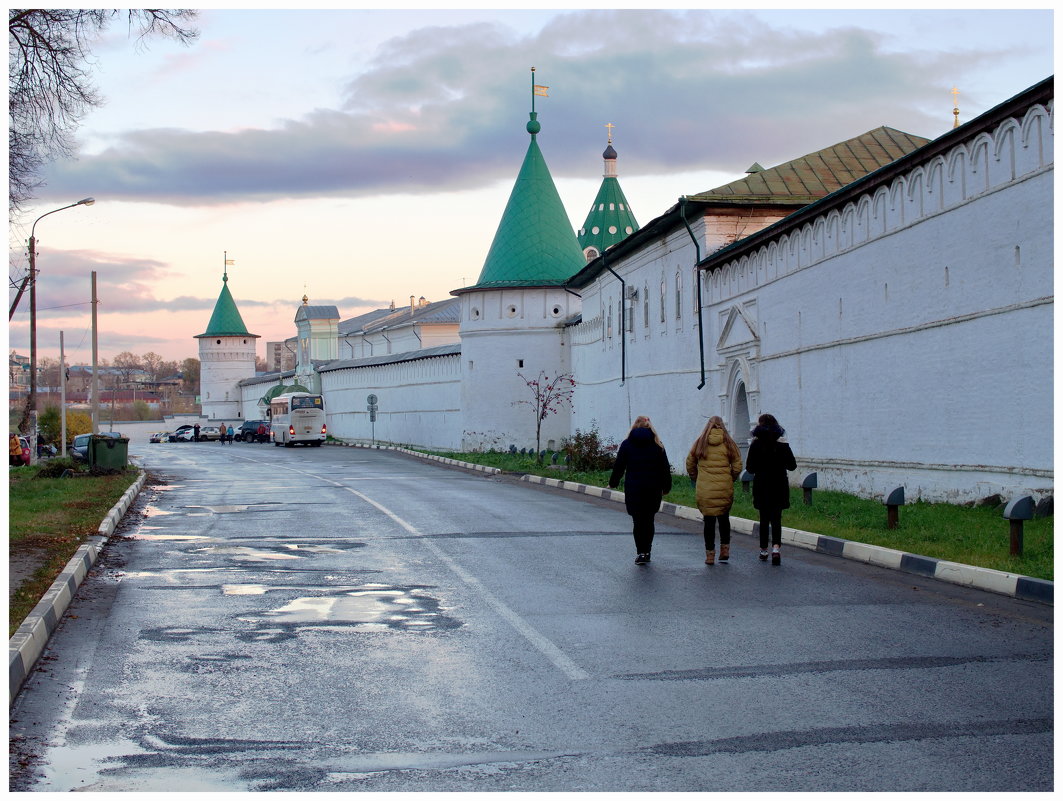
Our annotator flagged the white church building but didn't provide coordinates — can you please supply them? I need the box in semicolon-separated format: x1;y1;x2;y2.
202;76;1053;505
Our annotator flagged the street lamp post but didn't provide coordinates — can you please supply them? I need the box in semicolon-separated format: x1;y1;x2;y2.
24;197;95;462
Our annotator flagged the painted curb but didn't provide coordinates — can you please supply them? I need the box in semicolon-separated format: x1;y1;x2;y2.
9;470;146;707
327;442;1053;606
515;473;1051;605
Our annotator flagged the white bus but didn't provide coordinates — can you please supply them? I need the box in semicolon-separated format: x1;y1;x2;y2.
269;392;326;447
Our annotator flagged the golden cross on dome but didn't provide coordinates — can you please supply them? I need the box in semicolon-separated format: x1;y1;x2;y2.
605;122;615;144
951;86;960;128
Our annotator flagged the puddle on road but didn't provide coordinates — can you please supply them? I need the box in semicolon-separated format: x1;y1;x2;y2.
234;584;461;641
222;584;269;595
131;534;213;542
141;506;176;518
185;504;281;514
191;546;302;562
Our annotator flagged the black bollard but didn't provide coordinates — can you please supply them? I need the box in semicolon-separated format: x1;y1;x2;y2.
884;487;905;530
1003;496;1035;556
801;472;818;505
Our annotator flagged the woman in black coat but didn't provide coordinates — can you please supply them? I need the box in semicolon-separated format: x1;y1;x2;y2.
745;413;797;565
609;416;673;564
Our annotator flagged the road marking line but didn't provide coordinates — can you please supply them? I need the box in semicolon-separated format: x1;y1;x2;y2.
343;486;590;682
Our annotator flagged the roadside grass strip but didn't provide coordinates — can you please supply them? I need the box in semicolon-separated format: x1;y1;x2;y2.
9;471;146;706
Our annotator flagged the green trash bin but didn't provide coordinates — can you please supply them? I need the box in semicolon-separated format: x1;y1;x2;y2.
89;434;129;469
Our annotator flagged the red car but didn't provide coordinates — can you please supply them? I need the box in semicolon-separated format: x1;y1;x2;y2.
9;434;30;466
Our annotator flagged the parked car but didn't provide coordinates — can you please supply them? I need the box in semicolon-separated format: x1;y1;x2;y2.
71;431;123;462
149;431;167;443
10;433;30;466
199;426;222;441
175;428;196;442
168;424;196;442
236;420;269;442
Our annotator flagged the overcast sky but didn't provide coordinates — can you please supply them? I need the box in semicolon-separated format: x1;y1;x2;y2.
8;6;1054;365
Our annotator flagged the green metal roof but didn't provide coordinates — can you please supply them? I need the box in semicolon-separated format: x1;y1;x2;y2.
689;126;932;205
578;177;639;254
577;140;639;255
196;274;256;338
467;113;586;290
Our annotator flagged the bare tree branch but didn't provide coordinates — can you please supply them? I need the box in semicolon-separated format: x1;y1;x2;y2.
8;9;199;213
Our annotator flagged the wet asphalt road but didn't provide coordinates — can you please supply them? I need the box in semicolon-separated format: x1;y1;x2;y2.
9;437;1053;791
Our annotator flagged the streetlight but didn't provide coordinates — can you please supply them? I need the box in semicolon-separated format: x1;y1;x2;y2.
24;197;94;462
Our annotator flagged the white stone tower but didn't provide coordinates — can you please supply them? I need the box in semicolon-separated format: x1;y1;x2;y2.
451;74;586;452
195;266;258;421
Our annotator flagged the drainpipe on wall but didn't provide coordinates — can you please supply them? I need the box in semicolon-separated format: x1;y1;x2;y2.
678;196;707;390
604;250;626;386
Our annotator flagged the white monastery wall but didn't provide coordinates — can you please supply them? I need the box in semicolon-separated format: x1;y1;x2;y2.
571;225;727;464
319;352;462;450
571;100;1052;503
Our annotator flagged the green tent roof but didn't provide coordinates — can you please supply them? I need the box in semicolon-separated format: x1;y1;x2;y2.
196;274;256;338
467;113;586;290
578;176;639;254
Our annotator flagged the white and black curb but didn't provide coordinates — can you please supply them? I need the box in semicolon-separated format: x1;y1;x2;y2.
330;441;1054;605
9;470;146;706
325;440;504;475
518;474;1052;606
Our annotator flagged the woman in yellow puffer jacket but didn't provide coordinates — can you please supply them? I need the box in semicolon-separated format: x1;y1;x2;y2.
685;416;743;565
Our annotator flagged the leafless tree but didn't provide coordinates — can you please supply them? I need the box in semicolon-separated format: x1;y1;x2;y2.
8;9;199;212
515;370;576;462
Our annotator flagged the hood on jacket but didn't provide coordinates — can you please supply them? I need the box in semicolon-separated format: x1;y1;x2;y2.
708;429;724;446
751;423;784;440
629;427;657;446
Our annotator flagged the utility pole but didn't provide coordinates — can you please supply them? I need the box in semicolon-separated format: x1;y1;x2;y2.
91;271;99;435
60;331;67;457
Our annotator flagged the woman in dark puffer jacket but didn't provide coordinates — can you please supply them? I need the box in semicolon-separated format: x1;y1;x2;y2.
609;416;673;565
745;413;796;565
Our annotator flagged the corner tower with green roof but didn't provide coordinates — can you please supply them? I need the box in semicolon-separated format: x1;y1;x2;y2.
453;71;584;452
195;264;259;422
577;127;639;261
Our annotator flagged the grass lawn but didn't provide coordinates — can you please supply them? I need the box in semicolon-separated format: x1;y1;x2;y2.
416;450;1053;582
9;464;139;636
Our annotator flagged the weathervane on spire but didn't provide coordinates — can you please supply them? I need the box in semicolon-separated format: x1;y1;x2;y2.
223;251;235;282
951;86;960;129
531;67;548;113
528;67;548;137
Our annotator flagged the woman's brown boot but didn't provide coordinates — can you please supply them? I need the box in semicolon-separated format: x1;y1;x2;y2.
704;549;715;565
719;544;730;562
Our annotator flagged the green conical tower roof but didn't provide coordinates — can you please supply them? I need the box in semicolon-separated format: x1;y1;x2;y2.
467;110;586;289
578;135;639;257
196;271;256;338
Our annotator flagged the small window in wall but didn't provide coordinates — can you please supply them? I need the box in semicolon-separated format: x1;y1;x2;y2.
607;304;613;338
216;339;221;345
517;359;524;368
471;307;481;320
660;278;666;322
675;271;682;319
643;286;649;327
